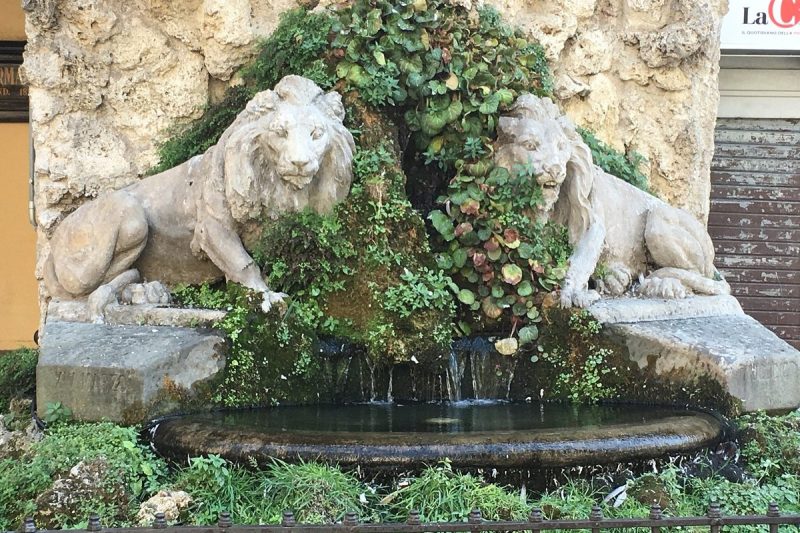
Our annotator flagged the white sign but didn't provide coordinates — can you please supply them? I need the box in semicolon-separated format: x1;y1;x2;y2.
721;0;800;52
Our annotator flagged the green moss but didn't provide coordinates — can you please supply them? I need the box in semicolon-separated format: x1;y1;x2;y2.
510;306;740;413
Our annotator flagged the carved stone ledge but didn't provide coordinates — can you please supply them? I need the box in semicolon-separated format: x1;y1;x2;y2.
47;300;226;328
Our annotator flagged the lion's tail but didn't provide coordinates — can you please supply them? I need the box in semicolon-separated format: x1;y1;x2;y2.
648;267;731;296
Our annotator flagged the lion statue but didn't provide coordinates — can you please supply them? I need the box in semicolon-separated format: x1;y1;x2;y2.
494;94;730;308
44;75;355;321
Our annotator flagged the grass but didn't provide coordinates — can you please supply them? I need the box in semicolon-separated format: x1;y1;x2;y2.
2;410;800;531
0;347;37;410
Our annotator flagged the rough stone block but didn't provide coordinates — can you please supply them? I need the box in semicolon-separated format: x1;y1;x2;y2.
37;321;226;423
602;309;800;412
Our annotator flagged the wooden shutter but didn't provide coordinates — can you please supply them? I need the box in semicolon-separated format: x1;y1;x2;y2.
710;118;800;349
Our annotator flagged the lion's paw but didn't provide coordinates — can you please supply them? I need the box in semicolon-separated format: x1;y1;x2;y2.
560;288;601;309
637;277;688;299
261;291;289;314
88;284;118;323
120;281;171;306
597;265;633;296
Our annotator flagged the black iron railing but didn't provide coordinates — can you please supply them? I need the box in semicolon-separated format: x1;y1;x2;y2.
17;503;800;533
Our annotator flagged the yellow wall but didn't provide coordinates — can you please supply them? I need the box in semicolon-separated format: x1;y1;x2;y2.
0;0;37;349
0;0;26;40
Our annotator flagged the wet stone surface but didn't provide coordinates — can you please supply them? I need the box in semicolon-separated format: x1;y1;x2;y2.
151;402;725;468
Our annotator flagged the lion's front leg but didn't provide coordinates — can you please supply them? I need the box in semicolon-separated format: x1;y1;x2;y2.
560;217;605;309
194;216;287;313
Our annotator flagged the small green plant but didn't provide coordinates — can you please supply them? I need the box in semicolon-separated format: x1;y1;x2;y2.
172;283;229;309
578;128;650;193
380;267;455;318
533;310;616;404
42;401;73;425
262;460;375;524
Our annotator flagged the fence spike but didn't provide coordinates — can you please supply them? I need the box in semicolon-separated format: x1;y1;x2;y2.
153;512;167;529
468;509;482;524
218;511;232;529
528;508;543;523
768;502;781;517
649;503;662;520
87;515;102;532
590;505;603;521
23;517;36;533
281;511;296;527
344;512;359;527
406;510;421;525
707;501;722;519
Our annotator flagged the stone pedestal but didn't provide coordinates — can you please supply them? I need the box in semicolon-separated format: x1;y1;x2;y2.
589;296;800;412
37;309;226;423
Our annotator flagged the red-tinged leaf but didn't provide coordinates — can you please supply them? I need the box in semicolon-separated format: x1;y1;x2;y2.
454;222;473;237
460;199;480;215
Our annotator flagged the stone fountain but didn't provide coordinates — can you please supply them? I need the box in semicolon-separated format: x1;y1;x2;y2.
25;0;799;471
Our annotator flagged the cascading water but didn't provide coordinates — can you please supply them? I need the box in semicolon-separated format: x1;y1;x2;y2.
451;337;517;400
445;349;466;402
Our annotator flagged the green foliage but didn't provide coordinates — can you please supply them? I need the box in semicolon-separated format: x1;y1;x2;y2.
380;267;455;318
0;423;167;530
153;87;250;173
578;128;651;193
430;161;570;336
241;9;336;90
172;282;230;310
738;410;800;481
0;347;37;409
251;135;455;368
173;456;373;525
172;455;264;524
332;0;551;167
42;401;73;425
260;460;375;524
385;461;529;522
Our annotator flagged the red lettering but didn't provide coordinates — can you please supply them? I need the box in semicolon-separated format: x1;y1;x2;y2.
769;0;800;27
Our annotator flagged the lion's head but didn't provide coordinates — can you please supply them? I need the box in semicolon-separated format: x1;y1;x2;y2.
494;94;595;244
222;75;356;223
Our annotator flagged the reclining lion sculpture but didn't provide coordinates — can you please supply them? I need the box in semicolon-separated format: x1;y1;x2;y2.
45;75;355;321
494;94;730;308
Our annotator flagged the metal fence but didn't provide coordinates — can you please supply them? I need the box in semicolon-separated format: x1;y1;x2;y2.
17;503;800;533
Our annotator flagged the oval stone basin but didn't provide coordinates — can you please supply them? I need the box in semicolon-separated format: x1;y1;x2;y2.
150;402;725;468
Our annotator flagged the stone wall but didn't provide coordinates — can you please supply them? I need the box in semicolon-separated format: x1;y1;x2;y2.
499;0;727;219
21;0;727;312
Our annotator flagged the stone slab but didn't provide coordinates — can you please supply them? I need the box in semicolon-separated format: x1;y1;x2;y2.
47;300;226;328
588;295;744;324
607;314;800;412
37;321;226;423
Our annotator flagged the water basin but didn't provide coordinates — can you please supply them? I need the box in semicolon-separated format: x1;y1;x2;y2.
151;402;726;468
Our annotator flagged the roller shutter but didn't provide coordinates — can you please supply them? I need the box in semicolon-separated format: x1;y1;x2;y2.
709;118;800;349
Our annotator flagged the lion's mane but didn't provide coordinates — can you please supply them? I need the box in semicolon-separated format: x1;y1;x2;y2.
203;75;355;225
502;94;595;246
